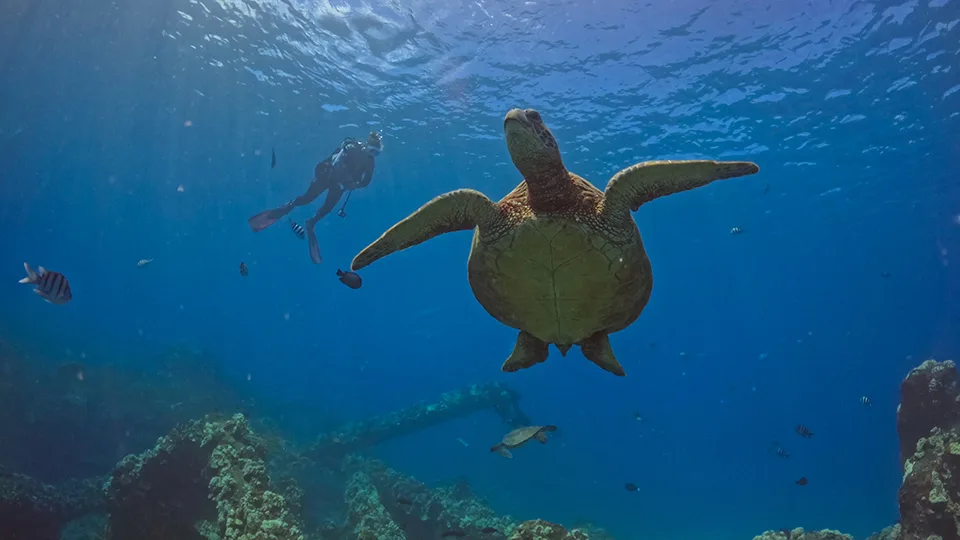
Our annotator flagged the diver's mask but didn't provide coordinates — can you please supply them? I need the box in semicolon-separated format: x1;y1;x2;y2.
366;132;383;156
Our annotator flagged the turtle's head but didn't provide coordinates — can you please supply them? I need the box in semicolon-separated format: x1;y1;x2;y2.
504;108;565;181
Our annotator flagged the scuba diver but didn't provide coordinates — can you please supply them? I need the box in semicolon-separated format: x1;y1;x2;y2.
248;131;383;264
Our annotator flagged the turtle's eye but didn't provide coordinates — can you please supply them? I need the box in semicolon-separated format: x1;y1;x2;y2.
526;109;542;122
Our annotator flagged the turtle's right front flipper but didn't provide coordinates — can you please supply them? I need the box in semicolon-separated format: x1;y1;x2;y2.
351;189;501;271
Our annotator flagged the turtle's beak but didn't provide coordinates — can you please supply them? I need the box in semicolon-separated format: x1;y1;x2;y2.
503;108;528;130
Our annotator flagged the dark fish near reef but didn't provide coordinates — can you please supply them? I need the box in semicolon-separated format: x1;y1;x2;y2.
624;482;638;492
271;147;277;169
795;425;813;438
337;269;362;289
441;530;467;538
796;477;808;486
19;263;72;304
239;262;249;277
289;219;306;240
397;496;413;505
482;527;499;534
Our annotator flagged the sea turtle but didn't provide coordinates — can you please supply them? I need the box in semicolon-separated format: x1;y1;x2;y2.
490;425;557;458
351;108;760;376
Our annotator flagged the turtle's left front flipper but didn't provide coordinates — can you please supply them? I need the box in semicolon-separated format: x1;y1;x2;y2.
352;189;501;271
602;160;759;216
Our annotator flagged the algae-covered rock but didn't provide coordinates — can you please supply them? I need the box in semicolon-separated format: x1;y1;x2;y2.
898;359;960;466
900;426;960;540
509;519;591;540
865;524;901;540
752;528;853;540
104;413;304;540
342;455;515;540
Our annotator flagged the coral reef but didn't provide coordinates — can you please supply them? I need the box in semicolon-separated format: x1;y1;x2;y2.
898;359;960;465
341;455;515;540
897;360;960;540
509;519;592;540
0;469;103;540
307;382;530;464
865;524;901;540
2;335;592;540
751;529;852;540
104;413;304;540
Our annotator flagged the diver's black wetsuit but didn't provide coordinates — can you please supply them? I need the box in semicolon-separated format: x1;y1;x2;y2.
248;136;379;264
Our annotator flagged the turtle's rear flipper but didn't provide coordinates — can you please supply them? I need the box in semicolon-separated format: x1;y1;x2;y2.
491;444;513;458
351;189;500;271
502;331;549;373
579;332;626;376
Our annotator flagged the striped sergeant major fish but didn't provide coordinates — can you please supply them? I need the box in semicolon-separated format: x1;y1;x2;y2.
289;219;305;240
19;262;72;304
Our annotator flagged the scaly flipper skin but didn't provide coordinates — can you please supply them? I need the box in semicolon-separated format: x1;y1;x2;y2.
578;332;625;376
602;160;760;216
351;189;501;271
502;331;550;373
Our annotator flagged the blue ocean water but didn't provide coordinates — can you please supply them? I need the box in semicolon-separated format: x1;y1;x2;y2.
1;0;958;538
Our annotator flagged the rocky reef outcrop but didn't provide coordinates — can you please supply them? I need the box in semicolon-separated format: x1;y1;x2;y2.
897;359;960;466
751;529;852;540
104;413;304;540
865;524;901;540
896;359;960;540
509;519;594;540
341;455;515;540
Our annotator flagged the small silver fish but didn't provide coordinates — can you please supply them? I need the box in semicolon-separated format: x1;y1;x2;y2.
289;219;305;240
19;262;72;304
137;258;153;267
730;227;743;235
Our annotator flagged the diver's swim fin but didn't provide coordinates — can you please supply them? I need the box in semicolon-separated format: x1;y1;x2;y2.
307;226;322;264
248;209;283;232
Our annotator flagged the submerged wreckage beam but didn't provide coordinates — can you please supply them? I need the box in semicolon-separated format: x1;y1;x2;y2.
307;382;529;462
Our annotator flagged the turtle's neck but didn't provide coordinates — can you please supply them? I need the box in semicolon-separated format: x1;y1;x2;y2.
524;162;577;213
